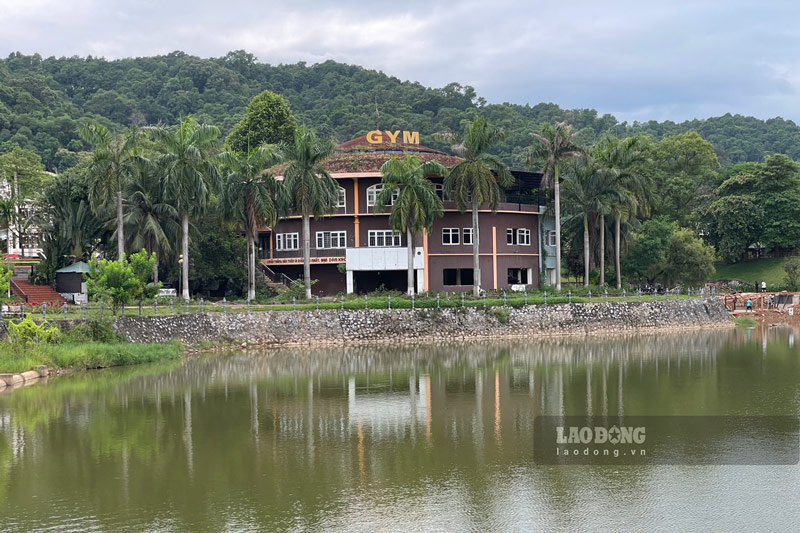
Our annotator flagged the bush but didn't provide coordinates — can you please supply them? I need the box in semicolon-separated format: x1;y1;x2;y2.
6;315;62;345
491;307;510;324
277;279;317;302
62;320;124;343
784;257;800;291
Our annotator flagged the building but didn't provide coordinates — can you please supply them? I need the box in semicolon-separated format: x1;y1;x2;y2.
258;133;552;295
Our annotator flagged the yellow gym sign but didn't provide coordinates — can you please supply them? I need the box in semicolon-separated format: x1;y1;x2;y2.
366;130;420;144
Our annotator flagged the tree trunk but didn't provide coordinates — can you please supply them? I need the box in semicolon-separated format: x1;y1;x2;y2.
302;213;311;300
407;227;415;296
248;232;256;301
599;214;605;287
181;214;190;301
153;249;159;284
554;164;562;291
472;196;481;296
583;214;590;288
615;215;621;289
116;189;125;261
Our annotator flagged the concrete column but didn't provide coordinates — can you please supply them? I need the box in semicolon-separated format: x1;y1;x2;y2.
416;269;425;293
346;270;354;294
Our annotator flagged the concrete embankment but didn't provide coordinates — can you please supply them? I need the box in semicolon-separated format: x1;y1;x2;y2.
112;298;733;347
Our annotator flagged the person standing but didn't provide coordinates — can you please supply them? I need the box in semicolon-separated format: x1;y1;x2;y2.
747;298;753;312
762;281;767;293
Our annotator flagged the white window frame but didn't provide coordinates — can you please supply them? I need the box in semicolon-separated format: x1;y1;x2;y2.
506;228;515;245
315;231;347;249
517;228;531;246
275;232;299;251
366;183;399;208
462;227;473;245
546;230;557;247
368;230;402;247
336;187;346;208
443;228;460;245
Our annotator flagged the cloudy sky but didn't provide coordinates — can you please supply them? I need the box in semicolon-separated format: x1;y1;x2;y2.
2;0;799;123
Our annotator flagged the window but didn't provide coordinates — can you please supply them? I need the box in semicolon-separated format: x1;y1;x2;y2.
316;231;347;249
442;228;460;245
507;228;531;246
366;183;398;208
546;230;557;247
336;187;346;208
276;232;299;251
434;183;451;201
443;268;474;286
462;227;473;245
508;268;530;285
368;230;402;247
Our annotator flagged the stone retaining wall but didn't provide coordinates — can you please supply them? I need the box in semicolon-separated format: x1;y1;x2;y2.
112;299;732;347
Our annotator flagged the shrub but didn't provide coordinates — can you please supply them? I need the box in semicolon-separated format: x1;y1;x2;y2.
7;315;62;345
491;307;510;324
62;320;123;343
277;279;317;302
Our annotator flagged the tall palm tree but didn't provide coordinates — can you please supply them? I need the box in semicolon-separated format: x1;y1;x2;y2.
280;126;338;300
123;168;181;283
220;146;287;301
438;116;513;296
561;156;618;287
0;199;14;254
376;154;445;296
78;123;147;261
594;135;651;288
526;122;582;291
148;117;221;300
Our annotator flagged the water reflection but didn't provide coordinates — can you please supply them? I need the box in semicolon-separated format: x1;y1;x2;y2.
1;328;799;531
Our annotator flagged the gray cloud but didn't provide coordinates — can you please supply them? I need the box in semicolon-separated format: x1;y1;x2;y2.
1;0;799;122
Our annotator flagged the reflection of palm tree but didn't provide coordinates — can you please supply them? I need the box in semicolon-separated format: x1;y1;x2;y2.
280;127;338;300
124;169;180;283
439;116;513;296
377;155;445;295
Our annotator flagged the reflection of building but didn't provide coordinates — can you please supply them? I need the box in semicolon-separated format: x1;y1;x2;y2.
347;376;428;437
259;135;552;295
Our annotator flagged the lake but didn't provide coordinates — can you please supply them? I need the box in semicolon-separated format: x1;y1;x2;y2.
1;328;799;532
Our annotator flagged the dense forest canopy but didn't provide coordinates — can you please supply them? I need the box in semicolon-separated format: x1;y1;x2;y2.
2;50;800;171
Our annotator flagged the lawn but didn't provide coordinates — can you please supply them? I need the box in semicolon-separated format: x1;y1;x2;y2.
712;257;789;289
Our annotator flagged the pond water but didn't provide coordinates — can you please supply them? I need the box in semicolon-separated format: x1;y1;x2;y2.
1;328;799;532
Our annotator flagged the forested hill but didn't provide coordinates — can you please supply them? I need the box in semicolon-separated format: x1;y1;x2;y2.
2;50;800;171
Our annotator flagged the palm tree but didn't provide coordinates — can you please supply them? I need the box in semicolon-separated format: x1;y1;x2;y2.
526;122;582;291
376;154;445;296
438;116;513;296
0;199;14;254
594;135;651;288
280;126;338;300
148;117;221;300
123;168;180;283
220;146;286;301
561;156;618;287
78;123;147;261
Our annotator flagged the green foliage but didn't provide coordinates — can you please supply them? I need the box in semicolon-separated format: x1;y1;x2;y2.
784;257;800;291
491;307;510;324
664;229;717;286
225;90;297;153
733;316;759;328
700;195;763;263
0;263;12;296
62;320;124;343
7;315;62;345
623;218;677;284
277;279;318;302
86;250;161;313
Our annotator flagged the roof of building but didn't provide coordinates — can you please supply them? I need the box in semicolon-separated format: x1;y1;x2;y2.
321;135;462;174
56;261;90;273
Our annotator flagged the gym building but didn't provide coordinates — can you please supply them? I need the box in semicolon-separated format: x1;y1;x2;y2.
259;132;558;295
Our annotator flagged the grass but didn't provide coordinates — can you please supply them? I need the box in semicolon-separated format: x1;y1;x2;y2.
733;316;759;328
0;340;182;373
712;257;788;288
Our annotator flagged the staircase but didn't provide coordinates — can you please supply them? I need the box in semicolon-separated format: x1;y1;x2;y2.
10;279;67;306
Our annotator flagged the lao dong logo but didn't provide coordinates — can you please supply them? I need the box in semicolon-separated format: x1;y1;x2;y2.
556;425;646;445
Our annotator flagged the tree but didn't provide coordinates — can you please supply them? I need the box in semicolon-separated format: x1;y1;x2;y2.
376;154;445;295
77;123;147;260
784;257;800;291
280;126;338;299
754;154;800;252
225;91;297;154
664;229;716;286
124;167;180;283
526;122;582;291
561;156;618;286
700;194;762;263
220;146;286;301
0;147;49;257
148;117;221;300
86;250;161;314
439;116;513;296
594;135;652;288
623;218;677;285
